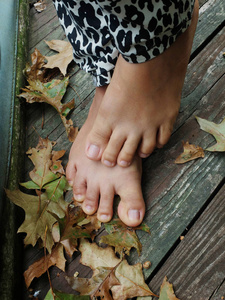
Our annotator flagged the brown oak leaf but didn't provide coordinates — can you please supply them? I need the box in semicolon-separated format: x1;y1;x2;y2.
175;141;204;164
44;40;74;76
158;277;180;300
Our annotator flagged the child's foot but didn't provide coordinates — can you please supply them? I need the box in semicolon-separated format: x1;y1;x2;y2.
85;1;199;168
66;86;145;227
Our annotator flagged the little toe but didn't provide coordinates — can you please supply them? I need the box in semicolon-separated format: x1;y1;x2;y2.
82;185;100;215
157;124;173;148
86;119;112;161
117;182;145;227
97;186;114;222
117;135;141;167
66;160;76;187
72;173;86;202
138;132;156;158
102;131;126;167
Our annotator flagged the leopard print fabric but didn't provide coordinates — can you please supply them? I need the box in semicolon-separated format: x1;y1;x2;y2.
53;0;195;86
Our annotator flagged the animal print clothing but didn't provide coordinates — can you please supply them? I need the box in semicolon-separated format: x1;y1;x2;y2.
53;0;195;86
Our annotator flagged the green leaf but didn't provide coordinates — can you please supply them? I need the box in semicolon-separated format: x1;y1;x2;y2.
44;289;90;300
196;116;225;151
44;176;71;202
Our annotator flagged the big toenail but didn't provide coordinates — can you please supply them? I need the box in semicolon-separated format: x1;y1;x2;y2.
74;194;84;202
87;144;100;158
119;160;130;167
103;160;115;167
128;209;140;221
99;214;110;222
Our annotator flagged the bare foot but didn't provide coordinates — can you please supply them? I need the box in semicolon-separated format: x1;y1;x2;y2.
66;86;145;227
85;1;199;168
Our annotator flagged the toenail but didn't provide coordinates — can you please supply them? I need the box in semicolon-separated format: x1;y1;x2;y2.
103;160;115;167
74;194;85;202
87;144;100;159
139;152;150;158
85;205;94;213
119;160;130;167
128;209;141;221
99;214;110;222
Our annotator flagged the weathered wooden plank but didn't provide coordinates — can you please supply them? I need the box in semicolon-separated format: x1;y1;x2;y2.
149;185;225;300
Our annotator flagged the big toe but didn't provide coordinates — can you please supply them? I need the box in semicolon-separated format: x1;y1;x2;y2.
85;118;112;161
117;183;145;227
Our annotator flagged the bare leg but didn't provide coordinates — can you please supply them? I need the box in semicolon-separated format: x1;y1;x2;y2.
85;1;199;168
66;86;145;227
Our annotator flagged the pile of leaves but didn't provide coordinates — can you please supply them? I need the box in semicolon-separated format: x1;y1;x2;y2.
8;40;225;299
6;136;171;300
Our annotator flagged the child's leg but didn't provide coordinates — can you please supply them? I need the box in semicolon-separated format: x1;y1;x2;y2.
86;0;199;167
66;86;145;226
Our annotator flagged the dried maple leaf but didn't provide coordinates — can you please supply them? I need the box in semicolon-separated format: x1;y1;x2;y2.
196;116;225;151
100;218;150;256
44;40;74;76
158;277;180;300
45;289;90;299
78;213;102;240
24;244;66;287
175;141;204;164
18;78;77;141
24;48;46;81
66;239;156;300
67;266;120;300
52;206;91;256
6;190;67;253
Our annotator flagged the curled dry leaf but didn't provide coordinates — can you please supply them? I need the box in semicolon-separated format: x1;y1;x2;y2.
196;116;225;151
44;40;74;76
24;48;46;81
159;277;180;300
24;244;66;288
100;218;150;256
175;141;204;164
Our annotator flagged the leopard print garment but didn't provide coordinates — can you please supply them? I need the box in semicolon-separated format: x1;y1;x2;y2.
53;0;195;86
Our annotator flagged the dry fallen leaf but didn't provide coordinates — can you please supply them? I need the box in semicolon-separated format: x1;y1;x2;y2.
66;239;156;300
24;48;46;81
196;116;225;151
44;289;90;299
34;0;47;13
24;244;66;287
19;77;77;141
6;190;67;253
159;277;180;300
175;141;204;164
100;218;150;256
44;40;74;76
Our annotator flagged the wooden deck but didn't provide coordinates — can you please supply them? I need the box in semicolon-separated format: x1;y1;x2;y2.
23;0;225;299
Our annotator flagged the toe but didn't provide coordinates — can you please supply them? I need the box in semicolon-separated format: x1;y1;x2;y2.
138;131;157;158
82;184;100;215
157;123;173;148
117;181;145;227
101;130;126;167
85;117;112;161
66;160;76;187
97;185;114;222
72;172;86;202
117;135;141;167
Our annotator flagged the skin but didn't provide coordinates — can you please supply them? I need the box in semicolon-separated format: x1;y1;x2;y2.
67;1;199;226
85;0;199;169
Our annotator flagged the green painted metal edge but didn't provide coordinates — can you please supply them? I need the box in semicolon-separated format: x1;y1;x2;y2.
0;0;29;299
